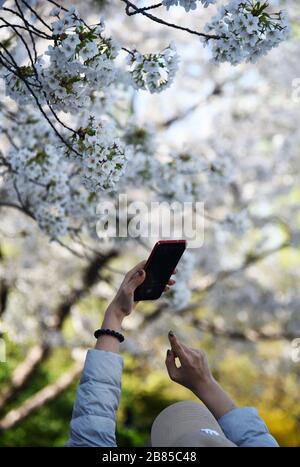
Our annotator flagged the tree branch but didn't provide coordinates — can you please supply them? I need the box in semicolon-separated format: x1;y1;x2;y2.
126;2;163;16
0;202;34;218
0;250;118;413
1;6;52;39
0;363;82;430
20;0;53;32
120;0;221;40
190;317;299;342
0;47;78;156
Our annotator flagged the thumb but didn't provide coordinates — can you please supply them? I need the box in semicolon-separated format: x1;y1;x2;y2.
128;269;145;290
165;349;180;382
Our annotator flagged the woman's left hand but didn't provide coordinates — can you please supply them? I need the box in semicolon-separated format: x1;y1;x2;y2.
107;261;176;319
108;261;146;318
97;261;176;352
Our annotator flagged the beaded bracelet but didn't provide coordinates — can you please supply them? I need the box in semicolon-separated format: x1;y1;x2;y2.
94;328;125;343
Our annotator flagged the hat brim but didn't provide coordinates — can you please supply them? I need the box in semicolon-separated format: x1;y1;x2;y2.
151;400;236;447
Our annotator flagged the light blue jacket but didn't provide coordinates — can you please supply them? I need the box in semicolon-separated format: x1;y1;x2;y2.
66;349;279;447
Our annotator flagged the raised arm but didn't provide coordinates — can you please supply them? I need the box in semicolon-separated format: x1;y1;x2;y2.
66;262;175;447
165;331;279;447
66;262;147;447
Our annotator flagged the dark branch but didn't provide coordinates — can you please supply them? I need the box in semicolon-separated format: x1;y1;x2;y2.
0;52;79;156
20;0;53;31
126;2;163;16
0;363;82;430
120;0;222;40
0;250;118;414
191;317;299;342
1;6;52;38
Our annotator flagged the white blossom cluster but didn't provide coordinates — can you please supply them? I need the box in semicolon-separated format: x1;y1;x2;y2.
4;8;120;112
5;112;70;238
127;43;180;93
162;0;216;12
0;3;292;267
113;130;242;309
2;108;99;239
0;6;181;240
3;66;37;105
203;0;290;65
3;7;180;109
67;118;131;193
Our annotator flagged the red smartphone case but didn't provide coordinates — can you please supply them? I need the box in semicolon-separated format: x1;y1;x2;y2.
134;240;186;301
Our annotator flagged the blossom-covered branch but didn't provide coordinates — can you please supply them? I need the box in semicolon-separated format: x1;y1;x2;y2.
121;0;290;65
0;0;295;316
121;0;221;39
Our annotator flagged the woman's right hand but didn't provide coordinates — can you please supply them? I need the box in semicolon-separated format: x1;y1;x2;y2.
165;331;214;396
165;331;236;419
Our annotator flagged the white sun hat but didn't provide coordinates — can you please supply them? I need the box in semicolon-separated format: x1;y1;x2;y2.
151;401;237;447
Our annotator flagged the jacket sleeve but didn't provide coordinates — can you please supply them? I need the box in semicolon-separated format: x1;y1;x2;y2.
66;349;124;447
218;407;279;447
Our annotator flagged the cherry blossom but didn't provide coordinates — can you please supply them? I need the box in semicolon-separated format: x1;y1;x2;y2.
203;1;290;65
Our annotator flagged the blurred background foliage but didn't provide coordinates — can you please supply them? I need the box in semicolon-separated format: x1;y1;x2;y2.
1;324;300;447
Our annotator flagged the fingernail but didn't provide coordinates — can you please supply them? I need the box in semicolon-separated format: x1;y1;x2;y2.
168;330;174;337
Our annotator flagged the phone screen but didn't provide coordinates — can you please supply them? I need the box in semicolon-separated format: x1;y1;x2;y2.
134;240;186;301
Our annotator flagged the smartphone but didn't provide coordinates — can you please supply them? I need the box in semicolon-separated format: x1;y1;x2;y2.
134;240;187;301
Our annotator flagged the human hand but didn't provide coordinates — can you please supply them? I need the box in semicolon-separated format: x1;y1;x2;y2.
97;263;175;353
165;331;214;396
165;331;236;419
107;261;176;320
107;261;146;319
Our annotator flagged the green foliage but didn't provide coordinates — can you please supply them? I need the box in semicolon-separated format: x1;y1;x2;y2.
0;385;76;447
1;341;300;446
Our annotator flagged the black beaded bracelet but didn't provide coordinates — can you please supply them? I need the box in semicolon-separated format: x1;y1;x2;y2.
94;328;125;343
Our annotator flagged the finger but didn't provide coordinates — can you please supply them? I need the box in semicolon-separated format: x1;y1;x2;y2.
168;331;188;363
167;279;176;286
125;260;146;284
165;349;180;382
178;341;197;357
128;268;146;291
129;260;147;275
